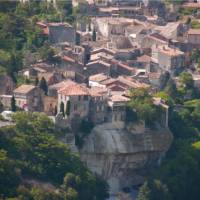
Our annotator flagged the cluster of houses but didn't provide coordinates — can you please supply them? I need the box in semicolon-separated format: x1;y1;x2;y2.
2;0;200;129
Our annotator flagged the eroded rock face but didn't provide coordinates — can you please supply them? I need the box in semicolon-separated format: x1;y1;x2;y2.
80;122;173;194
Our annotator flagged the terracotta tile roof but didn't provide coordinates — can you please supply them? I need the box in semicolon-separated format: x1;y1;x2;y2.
36;22;47;28
91;48;116;55
58;83;90;96
36;22;49;35
62;55;75;63
148;33;168;43
89;87;108;97
137;55;151;63
89;73;109;82
43;27;49;35
14;85;36;94
49;80;76;91
182;3;200;8
109;94;130;102
117;62;136;73
87;60;111;68
188;29;200;35
158;45;184;57
100;76;149;90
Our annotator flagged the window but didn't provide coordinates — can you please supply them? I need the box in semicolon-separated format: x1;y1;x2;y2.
114;114;117;121
84;96;88;101
78;96;81;101
74;104;78;111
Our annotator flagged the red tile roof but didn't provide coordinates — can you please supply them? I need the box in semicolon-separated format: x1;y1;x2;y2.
62;55;75;63
14;85;36;94
58;83;90;96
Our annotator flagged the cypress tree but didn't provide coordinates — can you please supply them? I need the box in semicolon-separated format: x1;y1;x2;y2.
39;77;48;95
11;96;16;112
35;77;39;86
66;100;71;117
54;106;57;116
92;28;96;41
60;101;65;117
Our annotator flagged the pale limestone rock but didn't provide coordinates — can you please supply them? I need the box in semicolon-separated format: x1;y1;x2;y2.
80;122;172;194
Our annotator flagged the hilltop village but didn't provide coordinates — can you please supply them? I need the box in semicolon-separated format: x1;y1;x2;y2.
2;0;200;199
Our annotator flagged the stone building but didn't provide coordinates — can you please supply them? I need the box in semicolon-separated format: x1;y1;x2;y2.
57;82;91;119
43;96;57;116
106;94;130;128
14;85;43;111
155;45;185;75
0;75;15;95
187;29;200;49
48;23;76;44
0;95;12;110
86;60;111;76
93;17;133;38
89;87;108;124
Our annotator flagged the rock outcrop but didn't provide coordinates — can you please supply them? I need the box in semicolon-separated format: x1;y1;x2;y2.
80;122;173;194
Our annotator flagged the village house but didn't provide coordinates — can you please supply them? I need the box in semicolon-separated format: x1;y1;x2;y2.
76;31;93;44
89;86;108;124
93;17;134;38
187;29;200;49
21;62;55;79
106;94;130;128
37;22;76;45
153;45;185;75
43;96;57;116
0;75;15;95
141;33;169;49
48;22;76;44
108;36;139;60
38;72;63;86
0;95;12;110
89;73;109;88
89;74;149;92
136;54;151;72
86;60;111;76
57;82;91;119
14;85;43;111
90;48;115;62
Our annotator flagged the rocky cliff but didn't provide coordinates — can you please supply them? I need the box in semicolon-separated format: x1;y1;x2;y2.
80;122;173;194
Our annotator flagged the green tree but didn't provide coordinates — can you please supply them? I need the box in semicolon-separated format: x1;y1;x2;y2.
60;101;65;117
0;150;20;196
92;28;96;41
66;100;71;117
128;88;161;126
164;78;177;99
64;188;78;200
35;77;39;86
39;77;48;95
179;72;194;89
54;106;57;116
11;96;16;112
136;182;150;200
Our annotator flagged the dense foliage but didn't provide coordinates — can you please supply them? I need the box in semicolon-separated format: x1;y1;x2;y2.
127;88;162;127
137;74;200;200
0;0;76;82
0;112;109;199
